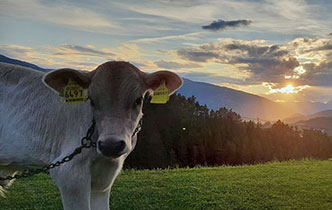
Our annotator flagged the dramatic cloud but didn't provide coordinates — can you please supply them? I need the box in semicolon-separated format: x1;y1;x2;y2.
202;19;252;31
176;49;220;62
301;61;332;87
307;43;332;52
263;83;309;94
175;37;332;88
176;39;298;84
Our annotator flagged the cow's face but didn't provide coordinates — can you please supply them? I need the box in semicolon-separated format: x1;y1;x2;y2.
42;61;182;159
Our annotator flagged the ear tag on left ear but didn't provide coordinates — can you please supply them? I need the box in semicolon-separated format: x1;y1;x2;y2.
61;79;87;103
150;83;169;104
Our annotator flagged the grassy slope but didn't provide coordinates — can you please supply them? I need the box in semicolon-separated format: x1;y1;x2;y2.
1;160;332;210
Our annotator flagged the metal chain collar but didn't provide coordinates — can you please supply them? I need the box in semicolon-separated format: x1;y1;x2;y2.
0;117;142;181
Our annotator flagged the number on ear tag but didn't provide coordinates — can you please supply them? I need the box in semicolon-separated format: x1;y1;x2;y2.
61;79;87;103
150;83;169;104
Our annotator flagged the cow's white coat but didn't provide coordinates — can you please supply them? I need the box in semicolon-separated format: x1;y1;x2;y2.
0;62;183;210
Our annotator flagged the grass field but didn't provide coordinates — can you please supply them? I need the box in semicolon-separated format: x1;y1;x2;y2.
1;160;332;210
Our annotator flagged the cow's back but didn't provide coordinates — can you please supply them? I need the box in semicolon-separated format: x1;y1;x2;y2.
0;62;43;86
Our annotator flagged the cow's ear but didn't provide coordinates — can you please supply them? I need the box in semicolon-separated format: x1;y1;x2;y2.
144;71;183;95
42;68;94;94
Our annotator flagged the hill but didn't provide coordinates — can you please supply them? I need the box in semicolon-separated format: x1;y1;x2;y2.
178;78;292;121
283;109;332;124
295;117;332;136
0;54;50;72
1;160;332;210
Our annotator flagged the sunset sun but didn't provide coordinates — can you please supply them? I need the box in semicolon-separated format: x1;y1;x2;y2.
266;83;310;95
283;84;296;94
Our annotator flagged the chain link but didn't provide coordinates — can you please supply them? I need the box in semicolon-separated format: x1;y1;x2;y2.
0;117;143;181
0;119;96;181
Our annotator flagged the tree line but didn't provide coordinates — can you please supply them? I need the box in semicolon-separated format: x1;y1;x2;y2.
125;94;332;169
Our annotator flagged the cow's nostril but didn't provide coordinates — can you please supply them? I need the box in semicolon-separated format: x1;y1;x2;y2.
98;139;128;158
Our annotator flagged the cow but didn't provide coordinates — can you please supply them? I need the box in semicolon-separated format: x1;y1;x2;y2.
0;61;183;210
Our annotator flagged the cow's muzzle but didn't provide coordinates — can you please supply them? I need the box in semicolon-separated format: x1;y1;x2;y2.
97;138;129;158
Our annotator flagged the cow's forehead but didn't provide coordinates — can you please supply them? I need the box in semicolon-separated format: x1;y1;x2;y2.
89;61;144;101
95;61;141;78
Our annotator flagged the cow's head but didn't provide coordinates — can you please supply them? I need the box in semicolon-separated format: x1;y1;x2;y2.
42;61;183;159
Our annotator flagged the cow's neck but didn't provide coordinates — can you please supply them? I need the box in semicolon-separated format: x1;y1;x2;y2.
90;155;125;192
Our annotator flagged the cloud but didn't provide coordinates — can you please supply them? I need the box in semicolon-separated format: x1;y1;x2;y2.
307;44;332;52
53;45;115;58
263;83;309;94
202;19;252;31
177;49;220;62
174;37;332;88
0;43;142;70
0;44;78;69
301;60;332;87
48;43;141;61
176;39;299;84
113;0;217;23
114;0;330;37
0;45;35;58
155;60;203;70
132;32;204;43
239;57;299;84
112;44;141;60
0;0;117;33
131;60;159;72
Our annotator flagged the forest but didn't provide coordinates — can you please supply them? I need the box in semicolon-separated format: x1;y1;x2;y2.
126;94;332;169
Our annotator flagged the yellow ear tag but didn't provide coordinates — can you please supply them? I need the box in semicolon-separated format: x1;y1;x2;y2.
61;79;87;103
150;83;169;104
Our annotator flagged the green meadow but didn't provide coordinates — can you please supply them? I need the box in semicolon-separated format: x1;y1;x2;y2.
1;160;332;210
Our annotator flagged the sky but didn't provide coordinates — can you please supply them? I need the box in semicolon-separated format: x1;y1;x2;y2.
0;0;331;103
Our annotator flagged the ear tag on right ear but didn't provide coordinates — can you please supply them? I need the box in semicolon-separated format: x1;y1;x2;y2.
61;79;87;103
150;83;169;104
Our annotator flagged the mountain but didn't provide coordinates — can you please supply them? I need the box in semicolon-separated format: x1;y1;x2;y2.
308;110;332;119
295;117;332;136
283;110;332;124
0;54;50;72
283;113;307;124
178;78;292;121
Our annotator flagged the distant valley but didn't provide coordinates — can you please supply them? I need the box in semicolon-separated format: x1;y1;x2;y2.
282;110;332;136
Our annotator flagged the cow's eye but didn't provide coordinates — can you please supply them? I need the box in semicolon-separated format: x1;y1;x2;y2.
134;97;143;108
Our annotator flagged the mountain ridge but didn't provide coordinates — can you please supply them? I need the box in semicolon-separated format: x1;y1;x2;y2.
283;109;332;124
178;78;292;121
294;116;332;136
0;54;51;72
